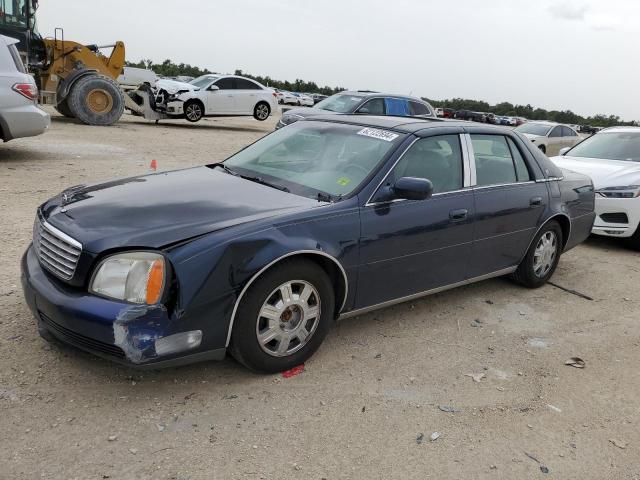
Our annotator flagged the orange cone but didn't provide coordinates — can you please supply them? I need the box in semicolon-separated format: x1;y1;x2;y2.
150;159;157;171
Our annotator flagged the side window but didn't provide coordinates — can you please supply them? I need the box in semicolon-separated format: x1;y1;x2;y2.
409;101;430;116
561;126;576;137
384;98;411;116
235;78;261;90
214;78;236;90
471;135;517;186
507;138;531;182
390;135;463;194
357;98;385;115
549;126;563;138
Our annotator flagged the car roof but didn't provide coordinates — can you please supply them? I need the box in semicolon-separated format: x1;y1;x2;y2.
338;90;427;102
599;126;640;133
304;115;514;134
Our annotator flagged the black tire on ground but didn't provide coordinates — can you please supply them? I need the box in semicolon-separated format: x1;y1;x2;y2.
184;100;204;122
538;145;546;154
67;74;124;126
54;98;74;118
512;220;563;288
229;259;335;373
623;225;640;251
253;101;270;121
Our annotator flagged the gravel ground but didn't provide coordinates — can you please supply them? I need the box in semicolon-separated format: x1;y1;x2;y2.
1;108;639;480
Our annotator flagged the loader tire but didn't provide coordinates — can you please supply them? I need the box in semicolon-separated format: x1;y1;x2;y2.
68;74;125;126
54;99;74;118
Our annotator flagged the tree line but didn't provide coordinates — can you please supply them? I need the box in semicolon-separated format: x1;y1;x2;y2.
126;59;634;126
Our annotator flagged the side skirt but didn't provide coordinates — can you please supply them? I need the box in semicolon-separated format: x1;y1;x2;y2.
338;266;517;320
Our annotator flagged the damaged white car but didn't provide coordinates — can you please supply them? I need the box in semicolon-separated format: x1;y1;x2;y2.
144;74;279;123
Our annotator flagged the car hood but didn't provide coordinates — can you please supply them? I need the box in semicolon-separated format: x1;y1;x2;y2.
283;107;340;118
41;167;320;253
154;78;199;94
551;155;640;189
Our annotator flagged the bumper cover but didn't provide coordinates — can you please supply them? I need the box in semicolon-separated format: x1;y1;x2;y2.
592;197;640;238
21;246;225;369
0;105;50;141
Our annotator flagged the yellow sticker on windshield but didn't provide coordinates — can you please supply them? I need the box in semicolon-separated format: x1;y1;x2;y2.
337;177;351;186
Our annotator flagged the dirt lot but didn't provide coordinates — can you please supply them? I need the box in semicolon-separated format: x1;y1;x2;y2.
1;109;639;480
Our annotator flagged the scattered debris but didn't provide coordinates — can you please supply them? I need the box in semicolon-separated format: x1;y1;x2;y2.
222;394;238;400
282;364;305;378
438;405;460;413
528;338;549;349
107;435;117;442
548;281;593;301
416;433;424;445
485;300;494;305
128;448;138;455
519;311;526;316
374;353;382;359
525;452;549;474
546;404;562;413
430;432;441;442
361;406;366;413
471;319;483;327
609;438;627;449
540;465;549;474
565;357;586;368
156;424;165;432
464;372;486;383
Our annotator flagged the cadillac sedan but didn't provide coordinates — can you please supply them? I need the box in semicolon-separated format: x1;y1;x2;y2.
21;117;595;373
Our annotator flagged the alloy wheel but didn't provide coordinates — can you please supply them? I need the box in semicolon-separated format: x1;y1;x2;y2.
533;231;557;277
256;104;269;120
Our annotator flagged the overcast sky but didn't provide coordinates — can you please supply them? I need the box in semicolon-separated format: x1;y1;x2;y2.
38;0;639;120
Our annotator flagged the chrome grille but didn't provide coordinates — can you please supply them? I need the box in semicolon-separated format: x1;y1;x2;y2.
33;215;82;281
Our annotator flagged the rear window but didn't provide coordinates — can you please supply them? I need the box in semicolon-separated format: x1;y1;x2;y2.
409;101;431;116
8;44;26;73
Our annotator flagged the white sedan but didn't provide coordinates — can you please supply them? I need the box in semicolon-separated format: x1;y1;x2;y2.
551;126;640;249
154;74;278;122
515;121;582;156
292;93;314;107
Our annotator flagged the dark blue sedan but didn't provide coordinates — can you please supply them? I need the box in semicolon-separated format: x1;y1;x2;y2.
21;116;596;373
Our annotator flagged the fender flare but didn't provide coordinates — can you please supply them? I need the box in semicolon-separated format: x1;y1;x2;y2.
57;68;99;102
224;249;349;347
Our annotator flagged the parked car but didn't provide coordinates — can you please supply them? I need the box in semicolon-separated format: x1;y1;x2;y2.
0;35;49;142
291;92;314;107
22;116;595;372
580;125;597;135
117;66;158;89
454;110;486;123
515;121;581;155
310;93;328;104
551;127;640;248
151;74;278;122
277;90;299;106
276;91;436;129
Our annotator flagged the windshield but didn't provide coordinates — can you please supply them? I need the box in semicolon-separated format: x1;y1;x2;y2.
189;75;220;88
516;123;553;136
222;121;404;198
315;94;365;113
567;131;640;162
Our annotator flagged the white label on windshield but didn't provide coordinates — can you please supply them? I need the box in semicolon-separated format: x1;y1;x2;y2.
357;127;399;142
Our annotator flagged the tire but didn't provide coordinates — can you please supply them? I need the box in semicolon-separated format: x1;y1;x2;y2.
253;102;270;121
538;144;546;154
229;259;334;373
184;100;204;122
67;74;124;126
54;98;74;118
512;221;563;288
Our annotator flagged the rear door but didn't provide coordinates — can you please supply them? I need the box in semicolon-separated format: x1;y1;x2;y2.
208;77;236;114
467;132;549;277
561;126;581;149
234;78;263;114
546;126;564;156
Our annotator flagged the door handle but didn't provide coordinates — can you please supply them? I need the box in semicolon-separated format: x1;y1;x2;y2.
449;209;468;221
530;196;543;206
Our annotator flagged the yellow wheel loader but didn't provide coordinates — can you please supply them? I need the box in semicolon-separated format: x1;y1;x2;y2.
0;0;158;125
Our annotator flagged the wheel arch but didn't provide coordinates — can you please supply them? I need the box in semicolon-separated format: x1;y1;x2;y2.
224;250;348;347
521;213;571;264
57;68;99;102
184;97;205;111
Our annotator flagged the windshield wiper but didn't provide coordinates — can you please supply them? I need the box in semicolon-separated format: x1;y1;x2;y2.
317;192;341;203
214;164;290;193
213;164;238;176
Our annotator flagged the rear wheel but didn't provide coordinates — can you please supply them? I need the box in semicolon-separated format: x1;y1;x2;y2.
253;102;270;121
67;75;124;126
229;260;334;373
512;221;563;288
54;98;74;118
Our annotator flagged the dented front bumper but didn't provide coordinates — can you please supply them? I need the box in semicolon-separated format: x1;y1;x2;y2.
20;246;225;368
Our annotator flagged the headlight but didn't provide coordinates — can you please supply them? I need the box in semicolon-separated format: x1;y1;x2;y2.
596;185;640;199
90;252;166;304
280;114;302;126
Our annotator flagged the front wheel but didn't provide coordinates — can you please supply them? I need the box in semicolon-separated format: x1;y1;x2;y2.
67;74;125;126
184;100;204;122
253;102;270;121
229;260;334;373
512;221;563;288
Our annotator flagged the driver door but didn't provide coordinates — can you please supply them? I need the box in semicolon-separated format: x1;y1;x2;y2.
356;133;475;308
207;77;236;114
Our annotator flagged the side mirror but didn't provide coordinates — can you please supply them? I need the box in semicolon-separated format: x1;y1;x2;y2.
378;177;434;202
208;85;219;91
559;147;571;156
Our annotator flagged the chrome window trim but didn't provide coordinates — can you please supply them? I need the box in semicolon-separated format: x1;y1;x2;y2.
224;250;349;347
339;266;517;320
473;181;537;191
364;134;469;207
462;134;477;186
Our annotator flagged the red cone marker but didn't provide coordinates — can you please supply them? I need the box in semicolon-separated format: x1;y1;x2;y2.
150;159;157;171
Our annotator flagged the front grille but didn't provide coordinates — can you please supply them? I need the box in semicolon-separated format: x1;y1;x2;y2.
39;311;126;359
600;213;629;224
33;215;82;281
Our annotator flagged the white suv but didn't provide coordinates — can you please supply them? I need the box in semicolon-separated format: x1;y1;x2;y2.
0;35;50;142
153;74;279;123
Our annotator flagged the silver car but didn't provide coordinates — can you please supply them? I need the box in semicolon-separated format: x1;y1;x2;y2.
0;35;50;142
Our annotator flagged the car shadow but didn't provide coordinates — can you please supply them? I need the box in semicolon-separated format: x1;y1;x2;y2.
0;144;54;163
583;234;636;253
